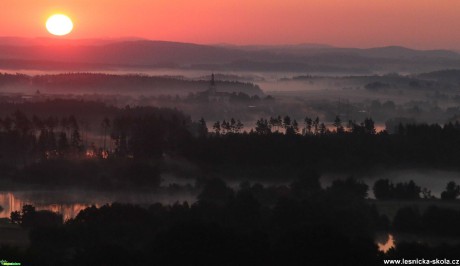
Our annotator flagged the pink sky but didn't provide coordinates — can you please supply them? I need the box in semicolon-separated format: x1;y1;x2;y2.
1;0;460;49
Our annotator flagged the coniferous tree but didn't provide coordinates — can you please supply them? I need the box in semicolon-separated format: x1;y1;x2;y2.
213;121;221;135
198;118;208;137
101;117;111;151
255;118;271;135
441;181;460;200
333;116;344;133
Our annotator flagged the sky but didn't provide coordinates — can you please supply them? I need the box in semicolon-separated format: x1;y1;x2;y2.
1;0;460;49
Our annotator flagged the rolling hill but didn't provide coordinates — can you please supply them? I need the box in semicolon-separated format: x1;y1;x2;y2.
0;38;459;74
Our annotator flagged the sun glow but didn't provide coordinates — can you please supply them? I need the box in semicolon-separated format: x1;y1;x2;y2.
46;14;73;36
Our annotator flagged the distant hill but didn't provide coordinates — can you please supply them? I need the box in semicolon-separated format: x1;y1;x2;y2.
357;46;459;59
0;36;144;46
0;38;460;73
0;40;236;64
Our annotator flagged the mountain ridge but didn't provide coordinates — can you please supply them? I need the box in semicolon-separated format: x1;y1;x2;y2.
0;38;459;73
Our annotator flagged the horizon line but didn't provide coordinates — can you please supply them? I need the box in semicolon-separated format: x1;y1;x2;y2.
0;35;459;52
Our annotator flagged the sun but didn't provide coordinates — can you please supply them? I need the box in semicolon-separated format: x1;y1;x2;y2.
46;14;73;36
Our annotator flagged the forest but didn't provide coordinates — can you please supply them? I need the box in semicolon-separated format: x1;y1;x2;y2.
3;2;460;264
1;100;460;265
3;175;460;265
0;72;264;96
1;101;460;186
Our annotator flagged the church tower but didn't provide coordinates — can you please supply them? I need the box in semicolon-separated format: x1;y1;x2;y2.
208;73;216;94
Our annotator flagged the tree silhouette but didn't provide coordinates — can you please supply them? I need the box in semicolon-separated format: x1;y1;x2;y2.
304;116;312;134
283;116;291;129
364;118;376;135
213;121;221;135
101;117;111;151
57;132;69;154
373;179;393;200
441;181;460;200
319;123;327;135
255;118;271;135
313;117;320;134
221;120;231;134
197;178;234;205
327;177;369;200
197;118;208;137
235;120;244;133
333;115;344;133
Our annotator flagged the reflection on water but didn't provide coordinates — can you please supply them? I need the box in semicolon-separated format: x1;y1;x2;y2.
0;192;92;220
377;234;395;253
0;190;197;220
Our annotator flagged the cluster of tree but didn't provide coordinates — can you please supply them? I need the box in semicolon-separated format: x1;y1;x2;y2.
212;118;244;135
228;92;263;102
417;69;460;83
346;118;376;135
0;99;117;121
2;102;460;186
253;116;301;135
441;181;460;200
393;206;460;236
373;179;423;200
0;111;84;163
6;174;460;264
109;106;192;159
183;121;460;177
393;122;460;137
2;106;460;188
3;174;389;265
249;116;376;136
14;159;161;189
0;106;193;189
373;179;460;201
0;105;195;164
0;72;264;96
10;204;62;228
188;91;267;103
365;81;391;91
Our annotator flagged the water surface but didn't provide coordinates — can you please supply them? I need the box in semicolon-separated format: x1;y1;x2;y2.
0;190;197;220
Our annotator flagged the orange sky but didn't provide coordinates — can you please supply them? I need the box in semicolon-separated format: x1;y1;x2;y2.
1;0;460;49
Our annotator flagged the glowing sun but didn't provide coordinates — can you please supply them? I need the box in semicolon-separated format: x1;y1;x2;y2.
46;14;73;36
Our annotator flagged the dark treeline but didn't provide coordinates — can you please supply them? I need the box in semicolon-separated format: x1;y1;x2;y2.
373;179;460;201
0;175;387;265
0;105;192;160
2;105;460;187
393;205;460;236
3;175;460;265
0;105;193;188
186;90;271;103
2;103;460;264
0;99;117;119
0;72;264;96
373;179;427;200
184;118;460;177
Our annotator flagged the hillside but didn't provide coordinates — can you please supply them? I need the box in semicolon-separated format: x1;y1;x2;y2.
0;38;460;73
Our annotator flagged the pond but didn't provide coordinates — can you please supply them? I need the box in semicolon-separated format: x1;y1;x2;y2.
0;190;197;220
377;234;395;253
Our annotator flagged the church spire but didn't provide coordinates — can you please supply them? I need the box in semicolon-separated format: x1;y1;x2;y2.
211;73;215;86
208;73;216;94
